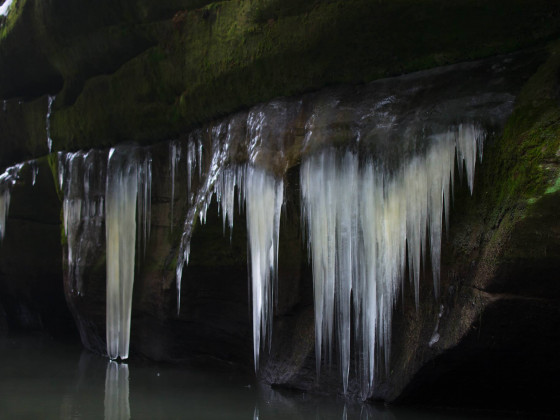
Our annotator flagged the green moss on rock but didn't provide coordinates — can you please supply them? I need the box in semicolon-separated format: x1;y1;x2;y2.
50;0;560;151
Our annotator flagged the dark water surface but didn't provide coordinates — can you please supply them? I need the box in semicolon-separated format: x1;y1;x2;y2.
0;335;530;420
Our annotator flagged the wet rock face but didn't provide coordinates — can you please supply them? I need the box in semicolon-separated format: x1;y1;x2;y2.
0;158;75;337
48;49;560;410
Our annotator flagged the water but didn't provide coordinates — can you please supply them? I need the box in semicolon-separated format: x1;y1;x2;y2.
0;335;520;420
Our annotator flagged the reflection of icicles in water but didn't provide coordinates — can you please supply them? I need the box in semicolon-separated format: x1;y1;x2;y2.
46;95;56;153
104;362;130;420
300;124;484;396
30;160;39;186
59;150;107;296
0;164;22;241
106;146;151;360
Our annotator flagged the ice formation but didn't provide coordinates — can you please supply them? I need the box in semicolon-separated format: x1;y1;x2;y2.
46;95;55;153
105;362;130;420
244;166;283;369
175;134;204;313
0;0;14;16
300;124;484;395
169;141;181;231
59;150;107;296
105;146;151;360
174;108;286;369
0;163;22;241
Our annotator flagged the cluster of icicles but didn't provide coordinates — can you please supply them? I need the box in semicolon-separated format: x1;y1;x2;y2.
58;122;483;395
171;122;483;395
58;147;151;360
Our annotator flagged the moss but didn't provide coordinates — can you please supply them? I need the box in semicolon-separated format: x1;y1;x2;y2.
50;0;560;151
545;175;560;195
481;41;560;222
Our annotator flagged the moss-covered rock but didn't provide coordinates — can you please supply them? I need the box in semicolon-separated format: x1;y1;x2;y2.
2;0;559;153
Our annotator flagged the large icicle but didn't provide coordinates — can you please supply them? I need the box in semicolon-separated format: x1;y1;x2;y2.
300;124;484;396
105;146;151;360
244;166;283;371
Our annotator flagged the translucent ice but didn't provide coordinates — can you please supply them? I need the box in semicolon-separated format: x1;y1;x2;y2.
105;146;151;360
300;124;484;395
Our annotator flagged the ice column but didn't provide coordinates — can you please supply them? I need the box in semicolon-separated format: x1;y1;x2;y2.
301;124;484;396
105;146;151;360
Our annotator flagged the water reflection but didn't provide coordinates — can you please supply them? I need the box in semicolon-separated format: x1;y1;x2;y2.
254;385;398;420
105;361;130;420
0;336;510;420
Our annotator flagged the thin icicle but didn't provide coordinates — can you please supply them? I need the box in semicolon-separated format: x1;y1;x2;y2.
105;145;152;360
244;165;283;371
46;95;56;153
0;0;14;16
169;140;182;232
31;161;39;186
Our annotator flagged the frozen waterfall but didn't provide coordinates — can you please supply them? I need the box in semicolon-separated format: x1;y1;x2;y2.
106;146;151;360
59;150;107;296
59;146;151;359
300;124;484;395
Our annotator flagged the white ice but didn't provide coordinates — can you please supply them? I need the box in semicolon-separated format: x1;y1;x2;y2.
105;146;151;360
0;0;14;16
300;124;483;396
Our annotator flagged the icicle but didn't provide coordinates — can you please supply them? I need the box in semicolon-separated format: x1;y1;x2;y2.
0;0;14;16
244;165;283;371
59;150;107;296
105;145;151;360
0;164;22;241
300;124;484;397
30;160;39;186
104;362;130;420
169;141;181;232
46;95;56;153
175;123;231;315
